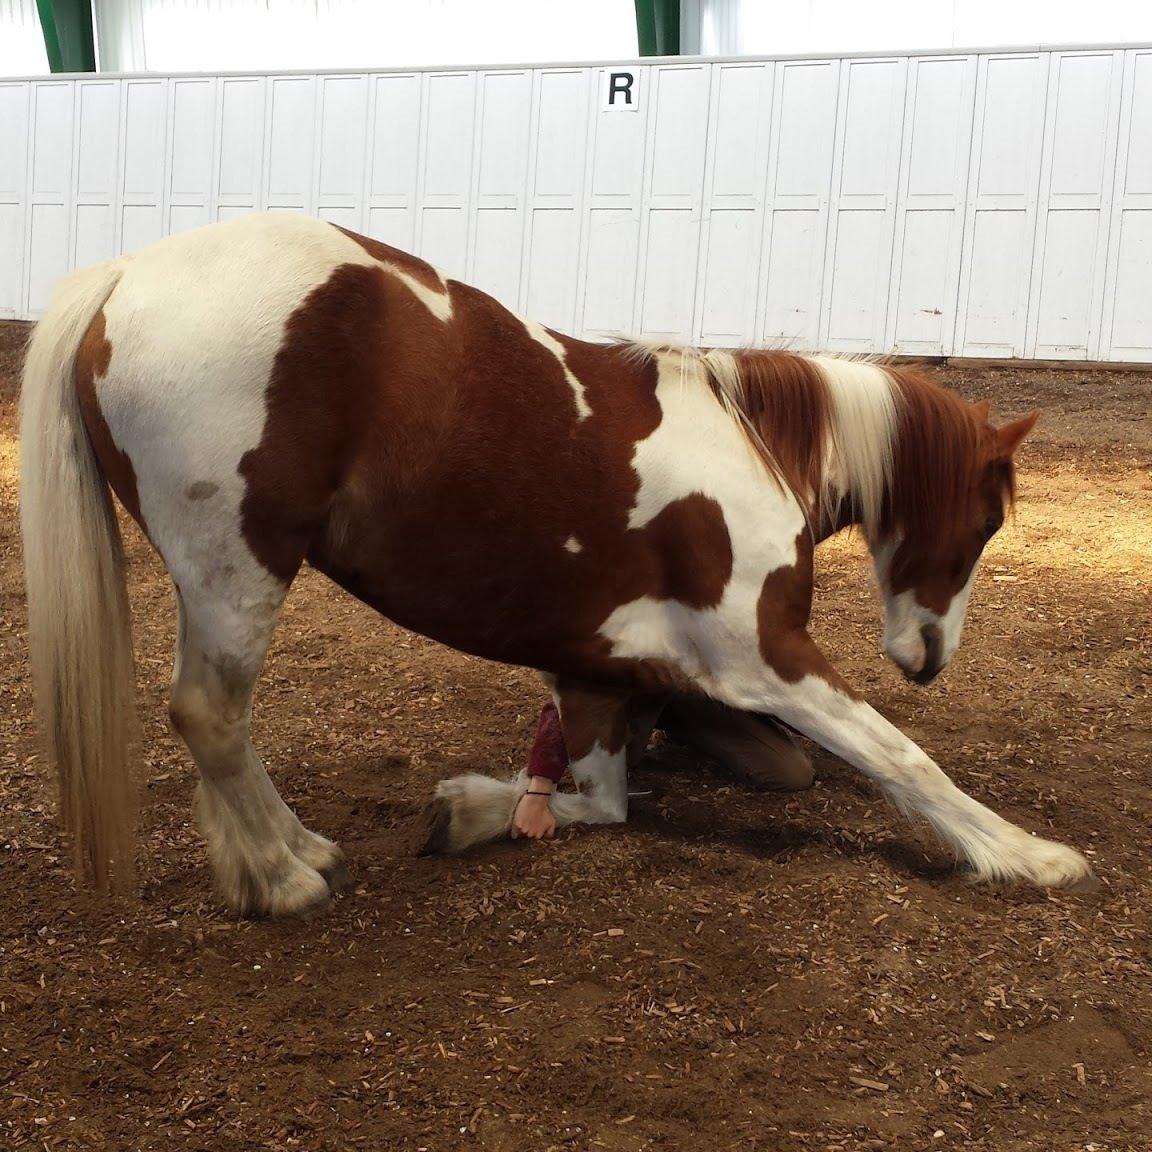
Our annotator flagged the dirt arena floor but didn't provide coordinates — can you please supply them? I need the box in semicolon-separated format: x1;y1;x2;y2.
1;319;1149;1151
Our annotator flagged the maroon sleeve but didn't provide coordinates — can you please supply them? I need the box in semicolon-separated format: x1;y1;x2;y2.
527;700;568;784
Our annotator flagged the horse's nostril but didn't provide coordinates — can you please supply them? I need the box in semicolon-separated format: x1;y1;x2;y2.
912;624;944;685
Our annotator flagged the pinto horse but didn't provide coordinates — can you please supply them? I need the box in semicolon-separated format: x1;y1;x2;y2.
20;212;1091;916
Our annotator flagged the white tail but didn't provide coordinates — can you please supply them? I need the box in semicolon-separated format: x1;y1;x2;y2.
19;260;137;890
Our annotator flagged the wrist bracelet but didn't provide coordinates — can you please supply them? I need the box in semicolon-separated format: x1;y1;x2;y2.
525;790;553;796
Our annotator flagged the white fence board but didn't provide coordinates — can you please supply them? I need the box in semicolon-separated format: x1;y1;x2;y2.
4;47;1152;361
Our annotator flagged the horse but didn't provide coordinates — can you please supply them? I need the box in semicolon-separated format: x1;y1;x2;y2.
19;211;1093;917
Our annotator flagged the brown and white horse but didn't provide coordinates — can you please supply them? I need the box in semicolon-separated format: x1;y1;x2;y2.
20;212;1092;916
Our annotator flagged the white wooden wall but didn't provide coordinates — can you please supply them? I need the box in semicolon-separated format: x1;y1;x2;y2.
3;47;1152;361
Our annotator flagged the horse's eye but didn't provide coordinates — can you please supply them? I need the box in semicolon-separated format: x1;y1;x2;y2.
982;516;1000;541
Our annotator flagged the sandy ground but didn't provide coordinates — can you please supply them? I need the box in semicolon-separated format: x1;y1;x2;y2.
0;320;1149;1151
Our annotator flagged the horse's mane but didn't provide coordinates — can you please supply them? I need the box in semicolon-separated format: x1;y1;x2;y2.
624;341;1012;540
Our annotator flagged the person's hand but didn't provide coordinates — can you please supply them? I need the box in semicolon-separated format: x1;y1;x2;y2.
511;778;556;840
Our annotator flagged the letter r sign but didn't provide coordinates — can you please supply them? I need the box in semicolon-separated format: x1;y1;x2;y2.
601;69;640;112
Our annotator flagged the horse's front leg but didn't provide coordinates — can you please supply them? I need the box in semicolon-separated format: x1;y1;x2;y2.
419;682;631;853
713;631;1094;889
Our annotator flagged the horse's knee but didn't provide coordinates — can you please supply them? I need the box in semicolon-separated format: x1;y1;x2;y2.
168;681;206;740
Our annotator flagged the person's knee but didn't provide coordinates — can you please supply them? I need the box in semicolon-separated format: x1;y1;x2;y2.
659;697;815;791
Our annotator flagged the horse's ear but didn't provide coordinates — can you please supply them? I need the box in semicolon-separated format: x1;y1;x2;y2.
995;409;1040;457
971;398;992;423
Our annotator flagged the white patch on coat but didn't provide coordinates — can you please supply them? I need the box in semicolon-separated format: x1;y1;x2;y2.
564;535;583;554
383;263;453;322
521;318;592;420
599;348;806;692
93;215;386;651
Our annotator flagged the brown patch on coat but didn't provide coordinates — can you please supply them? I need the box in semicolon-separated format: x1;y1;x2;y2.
555;681;631;763
757;530;816;678
239;256;737;694
334;226;448;296
75;310;145;530
640;494;733;609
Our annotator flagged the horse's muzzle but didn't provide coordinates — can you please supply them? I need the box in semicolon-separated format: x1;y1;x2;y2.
907;623;944;685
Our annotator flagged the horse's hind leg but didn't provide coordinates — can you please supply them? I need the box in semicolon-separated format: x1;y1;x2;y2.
169;587;346;917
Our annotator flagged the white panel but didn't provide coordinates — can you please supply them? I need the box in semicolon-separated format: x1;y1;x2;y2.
1032;210;1102;355
889;55;975;354
422;72;475;199
0;85;29;199
370;75;420;198
477;72;531;199
976;57;1046;198
121;203;161;252
316;206;359;228
823;58;906;351
838;61;902;197
122;81;165;198
640;209;697;337
318;75;368;200
696;62;772;345
1109;211;1152;358
760;60;838;348
32;84;72;196
638;65;709;340
169;203;209;234
957;54;1047;356
27;203;68;313
1102;50;1152;359
1028;52;1120;359
526;209;581;329
647;66;709;199
892;210;956;348
826;211;887;344
709;64;767;199
699;209;757;344
74;203;115;269
581;210;638;335
763;212;824;346
772;63;837;199
170;80;215;198
267;77;315;205
0;204;23;316
218;78;264;202
76;82;119;198
216;204;258;223
533;71;588;200
472;209;522;308
418;206;467;279
905;59;970;198
964;211;1032;350
1049;56;1113;197
367;207;414;247
1122;56;1152;197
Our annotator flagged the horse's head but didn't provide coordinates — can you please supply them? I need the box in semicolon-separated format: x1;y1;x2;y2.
871;400;1039;684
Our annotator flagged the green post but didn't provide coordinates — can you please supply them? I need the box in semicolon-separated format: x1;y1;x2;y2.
635;0;680;57
36;0;97;73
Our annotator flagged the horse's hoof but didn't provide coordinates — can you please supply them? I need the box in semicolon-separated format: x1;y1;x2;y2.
413;795;454;856
320;855;354;894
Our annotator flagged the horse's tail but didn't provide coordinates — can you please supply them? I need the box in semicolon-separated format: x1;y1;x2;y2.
19;259;137;890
